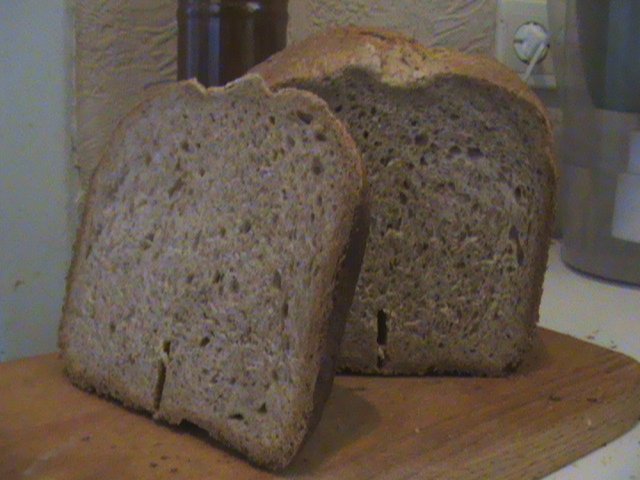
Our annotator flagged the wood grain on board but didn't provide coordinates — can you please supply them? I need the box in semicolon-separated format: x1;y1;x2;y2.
1;328;639;479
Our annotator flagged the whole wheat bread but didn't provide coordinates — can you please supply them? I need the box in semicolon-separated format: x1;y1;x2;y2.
59;75;368;469
251;27;557;376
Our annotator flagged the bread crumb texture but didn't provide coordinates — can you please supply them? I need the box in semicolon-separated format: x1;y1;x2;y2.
59;76;365;469
251;27;556;376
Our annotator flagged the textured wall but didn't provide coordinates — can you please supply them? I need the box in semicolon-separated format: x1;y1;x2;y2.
74;0;177;190
289;0;497;54
73;0;497;190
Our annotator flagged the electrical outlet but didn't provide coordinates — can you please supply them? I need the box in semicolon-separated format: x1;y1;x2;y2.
496;0;556;89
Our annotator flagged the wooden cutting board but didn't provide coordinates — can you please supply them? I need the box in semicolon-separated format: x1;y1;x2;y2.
1;328;639;480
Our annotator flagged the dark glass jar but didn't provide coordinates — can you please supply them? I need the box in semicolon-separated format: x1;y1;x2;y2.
177;0;288;87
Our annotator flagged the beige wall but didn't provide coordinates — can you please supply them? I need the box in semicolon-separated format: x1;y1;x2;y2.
74;0;177;190
289;0;497;54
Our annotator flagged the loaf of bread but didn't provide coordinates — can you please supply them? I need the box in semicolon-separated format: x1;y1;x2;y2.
59;75;369;469
251;27;557;376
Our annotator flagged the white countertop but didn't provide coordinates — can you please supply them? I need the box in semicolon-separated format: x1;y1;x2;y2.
539;241;640;479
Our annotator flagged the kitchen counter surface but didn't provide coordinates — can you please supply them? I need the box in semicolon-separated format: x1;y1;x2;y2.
540;241;640;479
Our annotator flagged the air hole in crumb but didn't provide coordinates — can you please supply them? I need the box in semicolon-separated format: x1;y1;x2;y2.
229;413;244;421
376;310;388;346
449;145;462;156
168;177;185;198
199;337;210;347
296;111;313;124
257;403;267;414
239;220;251;234
514;186;522;200
311;157;324;175
286;135;296;148
273;271;282;289
414;133;429;146
192;230;202;249
509;226;525;266
468;147;483;159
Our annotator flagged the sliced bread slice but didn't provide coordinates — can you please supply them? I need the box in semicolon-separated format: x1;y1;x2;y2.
59;75;368;469
251;27;557;376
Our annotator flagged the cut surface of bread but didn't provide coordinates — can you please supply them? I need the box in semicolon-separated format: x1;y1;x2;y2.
59;75;368;469
251;27;557;376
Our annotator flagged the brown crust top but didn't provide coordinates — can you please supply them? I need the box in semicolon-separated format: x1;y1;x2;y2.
251;26;557;179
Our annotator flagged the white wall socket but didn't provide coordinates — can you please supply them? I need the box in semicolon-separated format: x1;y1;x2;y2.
496;0;557;89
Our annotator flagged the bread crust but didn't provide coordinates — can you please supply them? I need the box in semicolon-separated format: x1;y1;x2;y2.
251;26;556;178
